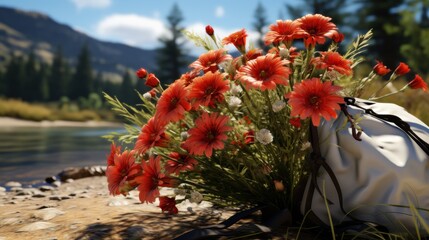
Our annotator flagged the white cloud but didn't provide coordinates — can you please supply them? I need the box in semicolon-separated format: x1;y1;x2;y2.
215;6;225;18
71;0;111;9
96;14;168;49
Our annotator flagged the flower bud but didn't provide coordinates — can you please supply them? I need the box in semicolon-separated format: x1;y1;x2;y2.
394;62;410;76
145;73;160;88
373;61;390;76
408;74;428;91
205;25;214;36
136;68;148;79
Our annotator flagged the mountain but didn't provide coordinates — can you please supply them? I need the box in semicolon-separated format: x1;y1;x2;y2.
0;6;157;81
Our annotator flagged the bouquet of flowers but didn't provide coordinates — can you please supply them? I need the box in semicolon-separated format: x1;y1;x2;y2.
104;14;428;216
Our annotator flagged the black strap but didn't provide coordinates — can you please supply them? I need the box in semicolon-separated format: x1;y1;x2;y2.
306;125;360;224
344;97;429;156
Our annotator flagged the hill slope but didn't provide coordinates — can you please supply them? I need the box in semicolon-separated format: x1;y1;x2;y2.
0;6;157;80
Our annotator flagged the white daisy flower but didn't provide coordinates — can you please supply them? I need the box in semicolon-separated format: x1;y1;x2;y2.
230;84;243;95
255;129;273;145
143;92;152;99
228;96;242;108
272;100;286;112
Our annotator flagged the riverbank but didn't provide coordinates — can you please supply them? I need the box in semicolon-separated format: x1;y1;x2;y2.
0;117;122;128
0;176;239;240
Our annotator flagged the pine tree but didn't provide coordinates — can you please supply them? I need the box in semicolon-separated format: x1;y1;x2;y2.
398;0;429;75
0;68;4;96
134;76;148;104
253;2;269;50
119;70;135;104
23;52;37;101
35;62;50;101
155;3;189;85
354;0;406;67
4;55;25;99
49;47;71;101
70;44;93;99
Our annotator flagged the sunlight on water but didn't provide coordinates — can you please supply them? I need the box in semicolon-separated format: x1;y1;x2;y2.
0;126;125;186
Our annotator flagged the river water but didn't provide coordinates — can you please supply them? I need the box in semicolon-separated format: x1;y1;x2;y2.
0;126;125;186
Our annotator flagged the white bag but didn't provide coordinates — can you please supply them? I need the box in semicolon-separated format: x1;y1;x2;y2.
301;98;429;233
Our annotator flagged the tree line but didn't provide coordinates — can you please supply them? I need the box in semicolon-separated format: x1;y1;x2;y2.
0;0;428;107
0;45;147;107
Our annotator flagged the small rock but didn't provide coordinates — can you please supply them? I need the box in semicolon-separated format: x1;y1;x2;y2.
10;187;23;192
12;196;28;200
51;181;61;187
32;193;46;198
37;203;59;209
45;176;57;184
79;194;89;198
107;199;129;206
39;186;55;192
16;188;41;196
49;196;62;201
61;195;71;200
58;166;106;181
17;221;58;232
0;187;6;192
33;208;64;220
5;181;21;188
0;217;21;227
65;179;74;183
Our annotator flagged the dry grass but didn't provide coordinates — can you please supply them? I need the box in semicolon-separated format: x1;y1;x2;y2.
0;98;102;122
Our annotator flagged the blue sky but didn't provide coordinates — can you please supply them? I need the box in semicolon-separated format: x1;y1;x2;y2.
0;0;303;53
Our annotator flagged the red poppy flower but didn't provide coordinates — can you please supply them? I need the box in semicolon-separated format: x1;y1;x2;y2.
244;130;255;145
394;62;410;76
178;70;199;87
222;29;247;54
289;118;302;128
158;196;178;214
136;68;148;79
136;155;177;204
331;31;344;43
182;112;232;158
236;54;291;91
106;150;142;196
312;51;352;76
264;20;305;46
408;74;428;91
287;78;344;126
373;61;391;76
297;14;337;48
190;49;232;73
205;25;214;36
165;151;198;175
107;143;121;166
155;81;191;123
145;73;160;88
134;117;169;154
188;71;230;109
245;49;263;61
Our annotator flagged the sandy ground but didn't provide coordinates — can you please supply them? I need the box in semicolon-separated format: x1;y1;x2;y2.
0;117;122;128
0;176;243;240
